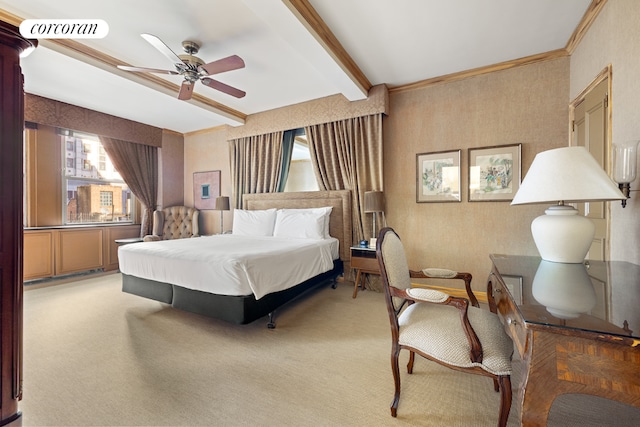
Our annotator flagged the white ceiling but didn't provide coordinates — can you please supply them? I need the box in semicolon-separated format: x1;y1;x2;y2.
1;0;592;134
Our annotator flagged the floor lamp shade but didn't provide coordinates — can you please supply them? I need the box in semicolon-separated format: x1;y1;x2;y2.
511;146;625;263
214;196;230;234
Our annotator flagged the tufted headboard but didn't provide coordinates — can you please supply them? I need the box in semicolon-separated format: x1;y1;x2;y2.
243;190;352;261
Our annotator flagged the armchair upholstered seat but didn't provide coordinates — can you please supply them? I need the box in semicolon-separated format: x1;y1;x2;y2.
143;206;199;242
376;227;513;426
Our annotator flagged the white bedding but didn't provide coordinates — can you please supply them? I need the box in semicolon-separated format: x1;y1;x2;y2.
118;235;339;299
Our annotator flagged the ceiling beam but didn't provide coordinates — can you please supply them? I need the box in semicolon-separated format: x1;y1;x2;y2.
282;0;371;96
242;0;369;101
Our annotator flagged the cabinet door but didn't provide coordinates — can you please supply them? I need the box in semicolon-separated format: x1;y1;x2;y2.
56;229;104;275
24;231;55;280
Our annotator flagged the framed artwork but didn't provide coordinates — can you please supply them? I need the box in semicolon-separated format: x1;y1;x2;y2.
468;143;521;202
193;170;221;210
416;150;461;203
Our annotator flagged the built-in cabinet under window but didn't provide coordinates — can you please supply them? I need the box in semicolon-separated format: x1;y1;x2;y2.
23;224;139;281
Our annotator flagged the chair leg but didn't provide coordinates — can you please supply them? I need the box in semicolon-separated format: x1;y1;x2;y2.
407;351;415;374
493;378;499;392
497;375;512;427
390;347;401;417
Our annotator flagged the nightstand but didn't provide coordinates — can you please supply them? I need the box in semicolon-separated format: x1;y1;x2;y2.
350;246;379;298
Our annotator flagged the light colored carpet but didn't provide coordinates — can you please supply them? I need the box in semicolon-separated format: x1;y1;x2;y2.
20;273;640;426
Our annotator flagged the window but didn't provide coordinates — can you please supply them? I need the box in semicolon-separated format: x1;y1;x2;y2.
62;130;134;224
100;191;113;207
284;130;319;192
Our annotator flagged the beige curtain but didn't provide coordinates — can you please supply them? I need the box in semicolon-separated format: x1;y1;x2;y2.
305;114;383;243
99;136;158;238
229;131;285;208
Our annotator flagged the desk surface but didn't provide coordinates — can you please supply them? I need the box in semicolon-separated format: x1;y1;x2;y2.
490;254;640;342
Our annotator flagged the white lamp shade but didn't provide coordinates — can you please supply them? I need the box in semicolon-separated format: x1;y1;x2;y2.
511;146;624;263
511;146;625;205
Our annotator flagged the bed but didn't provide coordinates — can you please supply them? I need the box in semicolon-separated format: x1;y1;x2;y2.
119;190;352;327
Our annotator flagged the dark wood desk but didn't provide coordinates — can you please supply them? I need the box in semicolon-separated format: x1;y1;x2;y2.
487;254;640;426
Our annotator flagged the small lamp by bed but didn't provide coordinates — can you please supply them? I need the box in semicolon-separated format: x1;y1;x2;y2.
364;191;385;247
215;196;230;234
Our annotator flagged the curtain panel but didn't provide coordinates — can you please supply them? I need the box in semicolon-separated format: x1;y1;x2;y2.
305;114;383;243
229;131;285;209
99;136;158;237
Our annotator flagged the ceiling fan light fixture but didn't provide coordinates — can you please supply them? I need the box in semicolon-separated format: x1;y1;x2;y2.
117;33;246;101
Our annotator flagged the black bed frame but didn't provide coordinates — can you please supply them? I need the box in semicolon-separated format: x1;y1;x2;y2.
122;260;343;328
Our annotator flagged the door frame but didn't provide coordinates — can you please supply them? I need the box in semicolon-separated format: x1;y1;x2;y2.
568;64;613;259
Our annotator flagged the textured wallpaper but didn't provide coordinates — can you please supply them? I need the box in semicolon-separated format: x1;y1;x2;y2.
226;84;388;140
25;93;163;147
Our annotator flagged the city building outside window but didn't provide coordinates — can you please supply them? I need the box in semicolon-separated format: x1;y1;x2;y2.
62;130;134;224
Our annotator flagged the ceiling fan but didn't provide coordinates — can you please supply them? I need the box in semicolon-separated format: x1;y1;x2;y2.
117;33;246;100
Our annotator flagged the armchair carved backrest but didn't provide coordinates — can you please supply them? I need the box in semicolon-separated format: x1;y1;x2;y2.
143;206;199;242
376;227;513;426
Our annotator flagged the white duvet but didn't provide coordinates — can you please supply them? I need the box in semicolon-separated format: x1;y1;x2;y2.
118;235;338;299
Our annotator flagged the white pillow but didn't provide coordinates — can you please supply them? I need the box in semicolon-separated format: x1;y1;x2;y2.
275;207;332;238
273;208;331;240
232;208;277;236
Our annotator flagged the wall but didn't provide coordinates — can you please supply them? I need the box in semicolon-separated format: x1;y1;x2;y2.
384;57;570;290
184;127;232;235
569;0;640;264
183;59;570;288
25;94;162;147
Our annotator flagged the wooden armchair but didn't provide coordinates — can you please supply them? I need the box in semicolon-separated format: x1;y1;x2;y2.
143;206;199;242
376;227;513;426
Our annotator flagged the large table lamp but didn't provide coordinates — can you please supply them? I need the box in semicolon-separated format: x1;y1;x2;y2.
511;146;625;263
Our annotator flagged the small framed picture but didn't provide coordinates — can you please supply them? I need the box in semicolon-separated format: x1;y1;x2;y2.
416;150;461;203
193;170;221;210
468;143;521;202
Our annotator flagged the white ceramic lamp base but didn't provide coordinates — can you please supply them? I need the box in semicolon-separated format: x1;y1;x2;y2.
532;260;596;319
531;205;595;263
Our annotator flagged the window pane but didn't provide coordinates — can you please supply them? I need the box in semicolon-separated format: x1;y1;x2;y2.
62;131;134;224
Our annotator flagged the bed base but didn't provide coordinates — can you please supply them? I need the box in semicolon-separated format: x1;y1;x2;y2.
122;260;343;327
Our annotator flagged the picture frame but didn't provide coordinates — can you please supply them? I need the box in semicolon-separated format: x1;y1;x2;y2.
193;170;221;210
416;150;461;203
468;143;521;202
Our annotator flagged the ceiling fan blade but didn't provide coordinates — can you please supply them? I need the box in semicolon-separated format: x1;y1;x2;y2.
178;81;194;100
117;65;179;75
201;77;246;98
141;33;185;70
198;55;245;76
